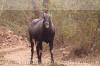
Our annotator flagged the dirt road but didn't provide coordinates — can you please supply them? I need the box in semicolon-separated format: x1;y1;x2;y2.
0;45;100;66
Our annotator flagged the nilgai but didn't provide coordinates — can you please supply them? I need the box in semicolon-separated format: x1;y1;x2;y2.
29;13;55;64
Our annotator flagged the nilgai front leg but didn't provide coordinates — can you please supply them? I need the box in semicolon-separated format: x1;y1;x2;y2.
36;41;42;64
49;41;54;63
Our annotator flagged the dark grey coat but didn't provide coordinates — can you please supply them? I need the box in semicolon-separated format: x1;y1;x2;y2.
29;19;55;43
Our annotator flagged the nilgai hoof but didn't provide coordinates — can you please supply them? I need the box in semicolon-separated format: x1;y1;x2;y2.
38;60;41;64
51;60;54;63
30;61;33;64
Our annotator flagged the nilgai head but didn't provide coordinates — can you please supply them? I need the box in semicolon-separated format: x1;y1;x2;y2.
43;13;51;29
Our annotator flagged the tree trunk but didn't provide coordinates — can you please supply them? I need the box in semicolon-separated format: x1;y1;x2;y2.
43;0;50;13
90;14;100;52
33;0;40;18
33;0;50;18
0;0;4;22
98;14;100;28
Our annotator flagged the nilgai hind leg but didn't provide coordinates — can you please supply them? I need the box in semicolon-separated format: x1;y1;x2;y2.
30;37;34;64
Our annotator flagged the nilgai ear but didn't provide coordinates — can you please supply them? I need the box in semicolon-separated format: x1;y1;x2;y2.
49;14;52;17
43;13;46;16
